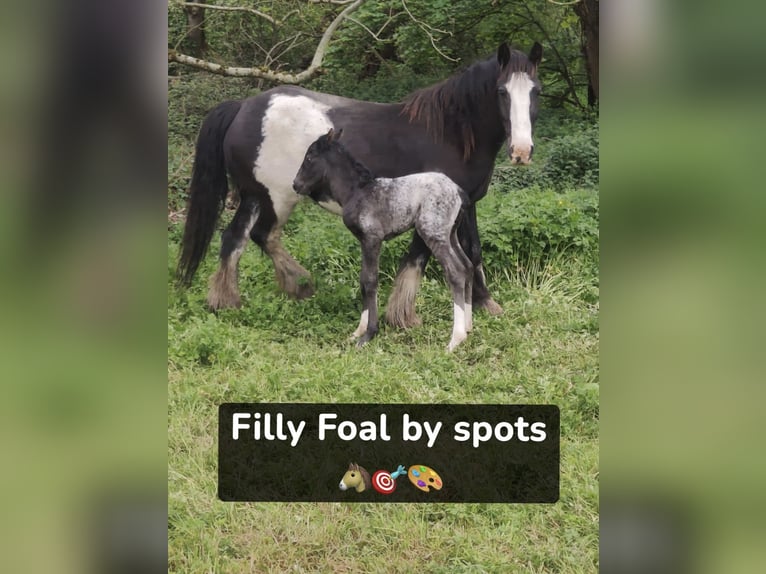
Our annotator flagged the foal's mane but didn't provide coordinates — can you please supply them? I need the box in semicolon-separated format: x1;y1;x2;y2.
321;135;376;187
402;50;537;160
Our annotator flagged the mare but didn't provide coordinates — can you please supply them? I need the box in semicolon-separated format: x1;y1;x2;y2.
293;128;473;351
176;42;543;328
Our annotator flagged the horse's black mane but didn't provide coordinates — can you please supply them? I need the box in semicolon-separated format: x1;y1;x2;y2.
402;49;536;160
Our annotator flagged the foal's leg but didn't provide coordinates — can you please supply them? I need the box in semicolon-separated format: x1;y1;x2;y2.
429;241;469;351
207;191;258;309
385;232;430;329
458;204;503;316
354;239;382;347
451;227;474;332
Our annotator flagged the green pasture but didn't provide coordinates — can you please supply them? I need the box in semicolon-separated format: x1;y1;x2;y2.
168;179;599;572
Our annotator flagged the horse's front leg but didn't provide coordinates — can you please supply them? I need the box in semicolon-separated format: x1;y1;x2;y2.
354;239;381;348
459;204;503;316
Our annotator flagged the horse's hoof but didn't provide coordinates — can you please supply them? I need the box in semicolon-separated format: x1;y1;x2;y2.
293;282;315;300
207;293;241;310
477;298;503;316
385;310;422;330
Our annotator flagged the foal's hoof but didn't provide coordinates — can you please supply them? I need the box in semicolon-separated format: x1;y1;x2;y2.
447;334;467;352
477;298;504;316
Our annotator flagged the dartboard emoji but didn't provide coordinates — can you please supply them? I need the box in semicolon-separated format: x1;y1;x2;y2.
408;465;443;492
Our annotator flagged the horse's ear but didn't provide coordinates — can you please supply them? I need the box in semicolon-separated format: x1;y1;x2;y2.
326;128;335;139
334;128;344;141
529;42;543;68
497;43;510;68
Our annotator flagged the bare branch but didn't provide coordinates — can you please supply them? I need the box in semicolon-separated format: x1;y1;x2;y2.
177;2;299;27
169;0;365;83
346;12;402;42
546;0;582;6
400;0;458;62
178;2;279;25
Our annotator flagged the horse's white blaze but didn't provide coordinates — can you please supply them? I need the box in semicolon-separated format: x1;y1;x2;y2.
352;309;369;339
339;480;348;490
448;303;468;351
255;94;334;222
505;72;535;158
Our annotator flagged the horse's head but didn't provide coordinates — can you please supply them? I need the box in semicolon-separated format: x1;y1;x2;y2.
496;42;543;165
293;128;344;196
339;462;368;493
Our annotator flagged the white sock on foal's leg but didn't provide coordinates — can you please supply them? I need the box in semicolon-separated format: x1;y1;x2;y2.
465;302;473;332
351;309;369;340
447;302;468;351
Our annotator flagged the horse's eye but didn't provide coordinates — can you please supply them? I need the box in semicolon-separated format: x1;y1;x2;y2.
350;473;355;477
497;86;507;95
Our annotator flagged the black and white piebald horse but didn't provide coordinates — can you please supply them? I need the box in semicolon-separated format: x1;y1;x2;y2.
176;42;543;328
293;128;473;351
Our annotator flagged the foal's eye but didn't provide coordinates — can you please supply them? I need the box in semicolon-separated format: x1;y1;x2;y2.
497;86;507;95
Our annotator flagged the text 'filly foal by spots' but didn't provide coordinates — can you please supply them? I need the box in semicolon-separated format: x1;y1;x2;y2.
293;128;473;351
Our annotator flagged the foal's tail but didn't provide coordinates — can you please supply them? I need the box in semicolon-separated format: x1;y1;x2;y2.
176;100;242;287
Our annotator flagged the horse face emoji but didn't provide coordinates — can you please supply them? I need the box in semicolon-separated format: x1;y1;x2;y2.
408;465;443;492
339;463;371;493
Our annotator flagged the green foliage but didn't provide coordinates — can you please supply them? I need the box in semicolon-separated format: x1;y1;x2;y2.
542;123;599;190
478;186;599;279
492;115;599;192
169;0;593;111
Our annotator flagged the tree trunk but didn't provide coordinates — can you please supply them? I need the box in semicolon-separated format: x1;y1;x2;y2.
185;2;206;56
574;0;598;106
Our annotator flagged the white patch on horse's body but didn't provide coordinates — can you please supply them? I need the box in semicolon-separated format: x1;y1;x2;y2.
505;72;535;158
254;95;334;223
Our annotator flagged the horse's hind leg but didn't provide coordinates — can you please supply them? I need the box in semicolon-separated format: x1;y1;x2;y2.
386;232;430;329
249;187;314;300
207;191;258;309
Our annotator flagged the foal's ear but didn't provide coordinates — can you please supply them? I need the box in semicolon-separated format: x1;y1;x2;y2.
529;42;543;68
497;43;511;68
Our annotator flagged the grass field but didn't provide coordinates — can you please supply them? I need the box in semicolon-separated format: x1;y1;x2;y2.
168;184;599;572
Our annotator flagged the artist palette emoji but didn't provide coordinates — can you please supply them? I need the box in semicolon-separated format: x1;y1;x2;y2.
408;465;443;492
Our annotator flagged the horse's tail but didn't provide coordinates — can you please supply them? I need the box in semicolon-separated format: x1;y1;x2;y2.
176;100;242;287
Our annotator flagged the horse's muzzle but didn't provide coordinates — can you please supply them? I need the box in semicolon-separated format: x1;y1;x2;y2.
509;144;534;165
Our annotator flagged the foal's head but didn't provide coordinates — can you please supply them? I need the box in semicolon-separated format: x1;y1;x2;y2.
496;42;543;165
293;128;374;200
